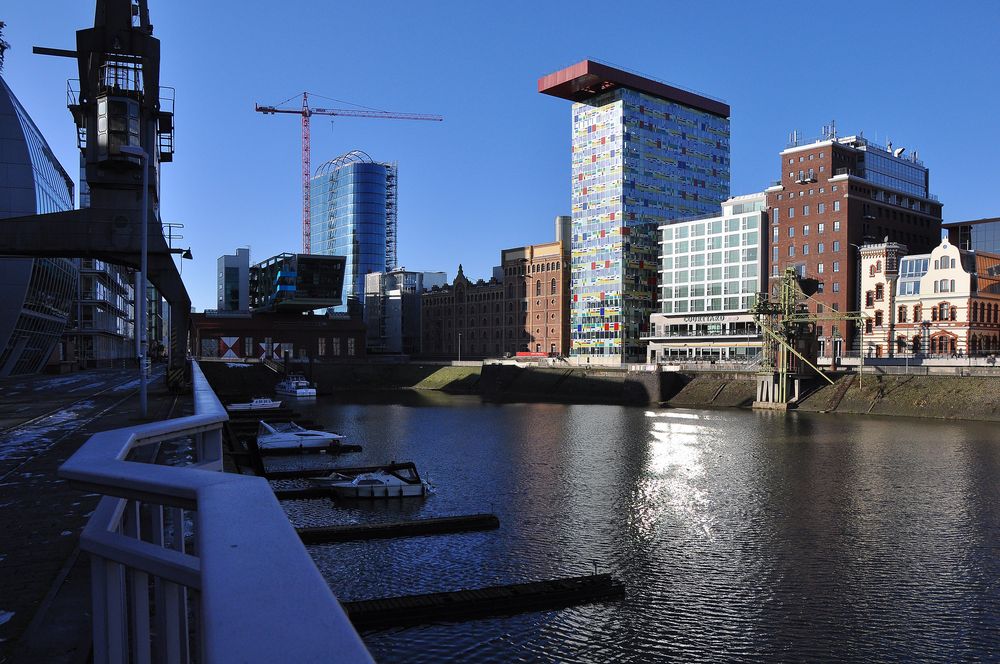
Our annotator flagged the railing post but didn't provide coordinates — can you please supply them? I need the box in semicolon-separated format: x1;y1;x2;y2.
124;501;152;664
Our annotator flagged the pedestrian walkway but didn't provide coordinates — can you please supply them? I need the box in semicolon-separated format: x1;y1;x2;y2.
0;367;189;662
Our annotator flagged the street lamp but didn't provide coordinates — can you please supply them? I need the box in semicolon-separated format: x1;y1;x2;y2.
120;145;148;417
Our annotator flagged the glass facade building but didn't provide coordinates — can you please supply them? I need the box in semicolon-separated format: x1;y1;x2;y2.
310;150;397;316
646;193;766;362
541;61;730;363
947;218;1000;254
0;75;79;376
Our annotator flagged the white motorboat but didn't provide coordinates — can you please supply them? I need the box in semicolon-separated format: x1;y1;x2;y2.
275;373;317;397
227;397;282;412
256;420;344;452
309;462;433;498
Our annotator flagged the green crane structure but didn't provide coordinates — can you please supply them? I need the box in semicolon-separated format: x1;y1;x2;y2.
751;267;869;405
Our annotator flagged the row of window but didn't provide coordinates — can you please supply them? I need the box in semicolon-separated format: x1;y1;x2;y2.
778;221;842;239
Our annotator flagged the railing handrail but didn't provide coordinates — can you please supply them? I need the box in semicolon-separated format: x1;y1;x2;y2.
59;362;372;663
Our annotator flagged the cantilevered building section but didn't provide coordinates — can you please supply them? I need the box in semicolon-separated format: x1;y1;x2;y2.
539;60;731;363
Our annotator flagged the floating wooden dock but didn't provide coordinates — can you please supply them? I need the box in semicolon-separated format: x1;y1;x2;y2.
342;573;625;630
265;461;419;481
296;513;499;543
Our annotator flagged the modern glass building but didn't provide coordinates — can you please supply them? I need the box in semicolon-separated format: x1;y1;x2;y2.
645;193;766;362
310;150;397;316
946;217;1000;254
217;247;250;311
0;75;78;376
539;60;730;363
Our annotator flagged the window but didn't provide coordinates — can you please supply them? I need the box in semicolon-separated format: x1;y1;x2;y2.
347;338;356;356
914;305;921;320
898;305;907;322
818;263;825;274
834;201;841;212
818;203;825;214
773;227;779;241
833;241;841;252
803;205;810;216
788;227;795;238
803;225;810;236
833;221;841;231
788;207;795;219
550;278;557;294
773;208;779;223
875;283;884;300
870;264;877;277
535;280;541;296
318;337;326;356
803;244;809;255
772;246;779;262
818;242;825;253
832;282;840;292
833;261;840;272
818;223;825;234
866;291;874;307
788;245;795;257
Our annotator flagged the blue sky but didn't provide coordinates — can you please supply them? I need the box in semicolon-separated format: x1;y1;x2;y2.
3;1;999;310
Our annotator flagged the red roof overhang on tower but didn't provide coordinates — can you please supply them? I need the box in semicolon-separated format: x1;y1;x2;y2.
537;60;730;119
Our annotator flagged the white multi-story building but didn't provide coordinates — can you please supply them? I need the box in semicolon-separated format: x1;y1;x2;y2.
645;192;766;362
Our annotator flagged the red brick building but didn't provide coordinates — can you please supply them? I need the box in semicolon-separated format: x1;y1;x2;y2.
765;131;943;355
500;238;570;356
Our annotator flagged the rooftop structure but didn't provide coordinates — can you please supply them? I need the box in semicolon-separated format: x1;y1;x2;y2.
538;59;730;117
944;216;1000;253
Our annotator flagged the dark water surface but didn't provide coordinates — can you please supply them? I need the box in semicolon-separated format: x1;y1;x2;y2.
269;394;1000;662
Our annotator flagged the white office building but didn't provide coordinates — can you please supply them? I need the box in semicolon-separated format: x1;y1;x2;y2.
645;192;767;363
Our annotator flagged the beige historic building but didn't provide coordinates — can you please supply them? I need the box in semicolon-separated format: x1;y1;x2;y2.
859;238;1000;357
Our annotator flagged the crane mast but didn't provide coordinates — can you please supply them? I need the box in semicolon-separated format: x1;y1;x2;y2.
255;92;442;254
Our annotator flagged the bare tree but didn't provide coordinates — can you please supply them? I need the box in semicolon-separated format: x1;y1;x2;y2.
0;22;10;73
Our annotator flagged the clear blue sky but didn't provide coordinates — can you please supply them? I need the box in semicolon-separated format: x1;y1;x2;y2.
3;1;998;310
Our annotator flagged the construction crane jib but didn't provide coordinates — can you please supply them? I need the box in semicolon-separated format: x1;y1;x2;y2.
254;92;442;254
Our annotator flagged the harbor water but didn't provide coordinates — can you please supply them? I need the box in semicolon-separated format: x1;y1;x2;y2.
270;393;1000;662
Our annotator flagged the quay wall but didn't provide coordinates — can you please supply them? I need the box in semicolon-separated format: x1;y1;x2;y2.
198;361;1000;420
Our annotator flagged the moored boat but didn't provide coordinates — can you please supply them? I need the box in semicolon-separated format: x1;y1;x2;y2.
256;420;344;451
309;461;433;498
227;397;282;411
275;373;317;397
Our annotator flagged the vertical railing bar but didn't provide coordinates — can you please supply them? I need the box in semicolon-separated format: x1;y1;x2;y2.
169;506;191;663
151;504;169;664
90;554;109;664
125;501;152;664
105;558;128;664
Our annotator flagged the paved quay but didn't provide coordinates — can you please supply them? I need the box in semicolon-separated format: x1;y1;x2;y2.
0;367;189;663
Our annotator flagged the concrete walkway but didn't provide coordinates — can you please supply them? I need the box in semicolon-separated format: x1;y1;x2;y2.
0;367;189;663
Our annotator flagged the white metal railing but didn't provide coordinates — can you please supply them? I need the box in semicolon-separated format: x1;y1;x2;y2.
59;362;371;663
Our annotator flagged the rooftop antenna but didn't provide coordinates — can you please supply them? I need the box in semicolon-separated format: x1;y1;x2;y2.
829;119;837;139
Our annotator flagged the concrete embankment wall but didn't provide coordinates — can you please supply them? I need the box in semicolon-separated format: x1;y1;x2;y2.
795;374;1000;421
199;361;483;398
478;364;687;405
198;361;1000;420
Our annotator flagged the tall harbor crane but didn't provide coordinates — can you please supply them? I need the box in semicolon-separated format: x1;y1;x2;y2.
254;92;442;253
751;267;869;404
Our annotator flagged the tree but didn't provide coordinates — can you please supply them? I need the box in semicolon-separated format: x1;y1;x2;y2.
0;22;10;73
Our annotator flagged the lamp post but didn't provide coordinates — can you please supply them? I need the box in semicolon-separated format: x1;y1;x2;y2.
121;145;148;417
458;331;462;363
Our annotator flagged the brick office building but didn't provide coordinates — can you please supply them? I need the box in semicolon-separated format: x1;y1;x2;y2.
420;266;504;359
765;129;943;356
498;217;571;357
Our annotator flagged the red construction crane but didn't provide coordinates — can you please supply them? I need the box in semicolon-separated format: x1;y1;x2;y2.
255;92;443;253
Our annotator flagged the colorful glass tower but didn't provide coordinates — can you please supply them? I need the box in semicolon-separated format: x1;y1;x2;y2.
539;60;731;363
